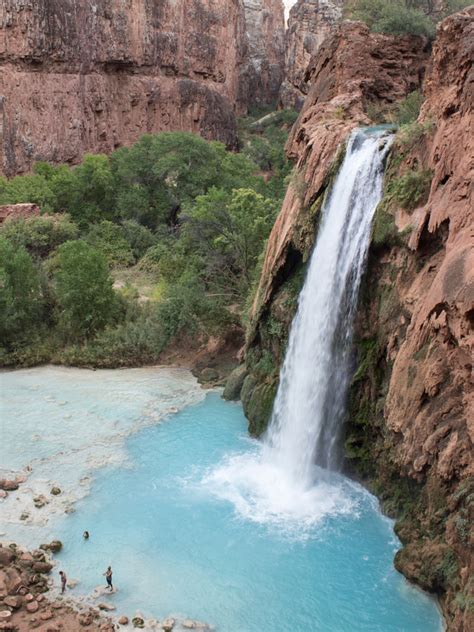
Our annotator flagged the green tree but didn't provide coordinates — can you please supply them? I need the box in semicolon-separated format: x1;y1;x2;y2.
50;155;115;226
0;237;43;347
348;0;436;37
184;187;277;297
54;241;118;338
120;220;157;261
111;132;258;229
0;173;56;211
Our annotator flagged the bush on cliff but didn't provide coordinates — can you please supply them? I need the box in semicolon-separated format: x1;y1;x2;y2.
348;0;435;37
0;214;79;259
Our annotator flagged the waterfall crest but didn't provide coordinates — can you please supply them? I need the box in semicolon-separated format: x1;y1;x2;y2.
205;128;393;529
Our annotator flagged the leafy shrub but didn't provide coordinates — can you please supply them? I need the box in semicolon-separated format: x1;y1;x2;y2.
120;220;157;260
392;91;424;125
0;173;56;211
348;0;436;37
0;214;79;258
86;221;134;267
389;169;433;210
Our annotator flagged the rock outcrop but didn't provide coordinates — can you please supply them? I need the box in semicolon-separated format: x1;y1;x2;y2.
0;0;251;175
280;0;345;108
241;1;286;106
346;9;473;630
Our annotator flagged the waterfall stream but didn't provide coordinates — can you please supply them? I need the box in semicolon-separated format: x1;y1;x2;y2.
208;128;393;529
264;128;393;481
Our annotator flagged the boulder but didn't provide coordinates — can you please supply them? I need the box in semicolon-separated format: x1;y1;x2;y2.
98;603;116;612
26;601;39;613
32;562;53;574
50;487;61;496
40;541;63;554
40;610;54;621
199;368;219;384
33;495;48;509
0;481;19;492
78;612;93;627
0;549;15;567
222;365;247;401
132;617;145;629
3;596;21;609
162;618;175;631
118;616;129;625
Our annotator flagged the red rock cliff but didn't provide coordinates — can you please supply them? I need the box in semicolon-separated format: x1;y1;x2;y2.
280;0;345;108
0;0;250;175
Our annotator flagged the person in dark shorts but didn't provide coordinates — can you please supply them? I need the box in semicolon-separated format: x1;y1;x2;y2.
59;570;67;594
83;531;90;540
103;566;113;591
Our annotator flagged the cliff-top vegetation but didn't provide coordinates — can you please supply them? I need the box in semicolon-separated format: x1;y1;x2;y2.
347;0;472;37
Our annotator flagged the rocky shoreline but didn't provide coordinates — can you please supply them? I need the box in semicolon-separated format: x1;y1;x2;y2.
0;543;213;632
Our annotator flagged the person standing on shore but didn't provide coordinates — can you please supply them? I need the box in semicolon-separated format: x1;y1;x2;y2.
103;566;113;591
59;570;67;594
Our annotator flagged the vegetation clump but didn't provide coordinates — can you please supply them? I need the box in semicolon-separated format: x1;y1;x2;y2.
0;115;296;367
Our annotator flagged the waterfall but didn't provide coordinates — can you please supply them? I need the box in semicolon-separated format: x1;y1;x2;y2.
206;128;393;529
264;128;393;484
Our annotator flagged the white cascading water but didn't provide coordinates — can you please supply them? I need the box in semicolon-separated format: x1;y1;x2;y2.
206;129;393;529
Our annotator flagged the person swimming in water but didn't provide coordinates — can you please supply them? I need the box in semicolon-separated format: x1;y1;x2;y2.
83;530;90;540
103;566;113;591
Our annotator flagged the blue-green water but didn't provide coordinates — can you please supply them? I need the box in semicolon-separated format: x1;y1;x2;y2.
0;368;441;631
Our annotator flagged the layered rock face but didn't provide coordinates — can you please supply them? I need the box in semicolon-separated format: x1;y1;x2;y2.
280;0;345;108
347;9;473;630
241;0;286;106
0;0;249;175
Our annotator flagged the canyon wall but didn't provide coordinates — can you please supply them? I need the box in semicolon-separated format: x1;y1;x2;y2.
241;0;286;106
0;0;285;176
280;0;345;108
240;8;473;629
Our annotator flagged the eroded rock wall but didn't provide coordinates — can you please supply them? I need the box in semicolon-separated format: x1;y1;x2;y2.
280;0;345;109
241;0;286;106
0;0;248;175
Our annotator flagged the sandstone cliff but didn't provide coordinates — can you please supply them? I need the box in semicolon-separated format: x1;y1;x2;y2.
242;10;473;629
280;0;345;108
1;0;282;176
241;0;286;106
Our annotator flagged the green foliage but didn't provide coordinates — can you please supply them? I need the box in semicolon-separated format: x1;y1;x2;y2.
85;221;134;267
120;220;157;261
0;173;56;211
112;132;258;229
184;187;277;297
393;91;424;125
445;0;472;14
53;241;118;338
348;0;436;37
388;169;432;211
0;237;43;348
0;215;79;258
396;120;435;151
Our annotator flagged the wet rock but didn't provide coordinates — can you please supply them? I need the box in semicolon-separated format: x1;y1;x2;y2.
0;481;19;492
78;612;93;627
19;513;30;521
50;487;61;496
26;601;39;613
132;617;145;628
98;603;116;612
3;596;21;609
0;549;15;567
223;365;247;401
199;368;219;384
18;553;34;568
118;616;129;625
33;495;49;509
32;562;53;574
162;618;175;631
40;541;63;554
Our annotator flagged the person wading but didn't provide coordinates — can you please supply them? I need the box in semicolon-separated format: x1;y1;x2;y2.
59;570;67;594
103;566;113;591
